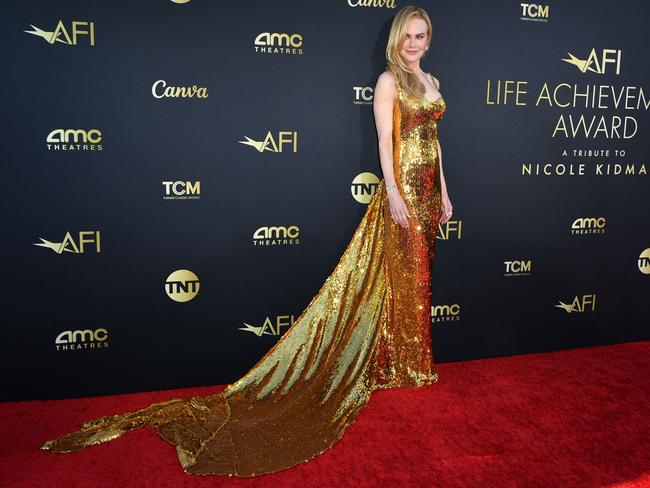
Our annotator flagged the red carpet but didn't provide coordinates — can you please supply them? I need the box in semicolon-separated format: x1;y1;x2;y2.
1;341;649;487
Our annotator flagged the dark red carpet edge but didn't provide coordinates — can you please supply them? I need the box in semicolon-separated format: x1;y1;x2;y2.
1;341;648;488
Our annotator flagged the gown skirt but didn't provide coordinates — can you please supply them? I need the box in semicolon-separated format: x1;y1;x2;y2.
40;79;447;477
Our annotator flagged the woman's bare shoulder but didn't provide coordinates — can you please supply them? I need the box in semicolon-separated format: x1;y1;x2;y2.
375;71;398;94
429;73;441;90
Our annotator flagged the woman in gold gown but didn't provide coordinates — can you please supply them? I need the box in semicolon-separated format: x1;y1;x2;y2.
40;6;453;477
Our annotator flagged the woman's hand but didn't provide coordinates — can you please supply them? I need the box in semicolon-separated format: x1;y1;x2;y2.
440;193;453;224
388;190;411;228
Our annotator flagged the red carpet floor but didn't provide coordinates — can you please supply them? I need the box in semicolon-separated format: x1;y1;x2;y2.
1;341;649;488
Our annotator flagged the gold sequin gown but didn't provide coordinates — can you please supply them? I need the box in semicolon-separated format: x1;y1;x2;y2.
40;78;447;477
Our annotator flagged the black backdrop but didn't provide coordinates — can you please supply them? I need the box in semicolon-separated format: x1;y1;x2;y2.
1;0;648;401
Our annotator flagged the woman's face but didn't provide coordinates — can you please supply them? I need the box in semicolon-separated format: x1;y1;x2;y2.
399;17;429;64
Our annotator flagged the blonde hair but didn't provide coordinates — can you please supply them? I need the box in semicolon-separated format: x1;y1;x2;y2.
385;5;433;99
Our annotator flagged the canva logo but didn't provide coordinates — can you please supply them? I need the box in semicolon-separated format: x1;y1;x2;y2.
238;131;298;152
33;231;101;254
152;80;208;99
25;21;95;46
165;269;200;302
347;0;396;8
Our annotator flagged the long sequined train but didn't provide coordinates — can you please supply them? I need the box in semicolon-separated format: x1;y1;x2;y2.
40;76;447;477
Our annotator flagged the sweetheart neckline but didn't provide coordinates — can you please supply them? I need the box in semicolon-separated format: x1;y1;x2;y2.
422;95;444;105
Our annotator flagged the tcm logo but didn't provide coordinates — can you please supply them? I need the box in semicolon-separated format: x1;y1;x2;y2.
25;20;95;46
55;328;108;351
254;32;303;55
239;315;296;336
253;225;300;246
555;294;596;314
639;248;650;274
238;131;298;153
437;220;462;240
431;303;461;324
562;48;622;75
504;259;532;276
347;0;396;8
571;217;606;235
152;80;208;99
520;3;549;22
353;86;374;105
165;269;200;302
46;129;102;151
162;181;200;200
34;231;101;254
351;172;380;204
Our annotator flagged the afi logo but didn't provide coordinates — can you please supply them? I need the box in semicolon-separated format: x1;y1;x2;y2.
437;220;462;240
238;131;298;153
562;48;621;74
34;231;101;254
25;21;95;46
555;294;597;313
240;315;295;336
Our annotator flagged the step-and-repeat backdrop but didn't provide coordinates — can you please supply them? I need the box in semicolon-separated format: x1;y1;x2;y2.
1;1;648;401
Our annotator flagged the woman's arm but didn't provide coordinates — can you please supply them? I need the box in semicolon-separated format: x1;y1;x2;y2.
373;72;398;189
373;71;411;228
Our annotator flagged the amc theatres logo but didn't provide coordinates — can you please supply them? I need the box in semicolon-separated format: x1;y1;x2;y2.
431;303;461;324
46;129;102;151
253;226;300;246
254;32;303;54
55;328;108;351
571;217;606;235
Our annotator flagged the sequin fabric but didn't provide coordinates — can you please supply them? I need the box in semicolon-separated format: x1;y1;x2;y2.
40;77;447;477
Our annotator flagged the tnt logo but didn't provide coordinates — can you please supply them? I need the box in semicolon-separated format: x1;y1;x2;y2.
638;248;650;274
351;172;380;204
238;131;298;153
25;20;95;46
165;269;200;302
162;181;201;200
34;231;101;254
